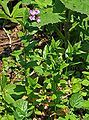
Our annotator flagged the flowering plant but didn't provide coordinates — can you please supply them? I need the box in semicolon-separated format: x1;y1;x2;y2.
0;0;89;120
29;9;41;23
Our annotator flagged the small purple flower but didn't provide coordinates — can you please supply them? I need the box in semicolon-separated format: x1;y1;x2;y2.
29;9;40;16
29;15;35;21
36;16;41;23
29;10;36;16
29;8;41;23
35;9;40;15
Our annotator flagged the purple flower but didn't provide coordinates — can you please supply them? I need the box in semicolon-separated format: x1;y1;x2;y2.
35;9;40;15
29;9;41;23
36;16;41;23
29;9;40;16
29;10;36;16
29;15;35;21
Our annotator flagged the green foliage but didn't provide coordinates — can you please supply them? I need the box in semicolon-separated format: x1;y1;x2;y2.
0;1;28;24
70;93;84;108
0;0;89;119
60;0;89;15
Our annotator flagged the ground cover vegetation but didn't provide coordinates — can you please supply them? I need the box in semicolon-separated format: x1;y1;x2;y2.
0;0;89;119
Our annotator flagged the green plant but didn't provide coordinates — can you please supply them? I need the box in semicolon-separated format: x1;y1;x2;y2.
0;0;89;119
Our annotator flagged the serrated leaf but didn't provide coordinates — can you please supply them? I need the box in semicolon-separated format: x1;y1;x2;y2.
40;12;64;26
60;0;89;15
32;8;65;27
33;0;52;8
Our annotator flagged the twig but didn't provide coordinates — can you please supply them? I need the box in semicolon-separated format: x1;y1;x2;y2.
0;39;21;46
3;27;12;47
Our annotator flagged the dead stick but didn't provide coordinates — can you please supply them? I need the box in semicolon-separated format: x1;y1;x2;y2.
0;39;21;46
3;27;12;47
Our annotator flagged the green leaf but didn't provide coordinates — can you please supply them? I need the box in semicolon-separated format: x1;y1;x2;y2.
70;93;84;108
22;0;31;4
1;0;10;16
0;73;7;90
51;94;57;100
66;41;73;54
65;113;77;120
86;54;89;63
11;1;22;17
82;71;89;75
32;7;65;27
0;9;10;19
4;84;16;94
14;99;28;120
15;99;28;111
33;0;52;8
69;22;79;32
3;93;15;104
83;114;89;120
53;0;65;13
43;45;49;59
27;77;37;87
0;106;5;113
72;83;81;93
60;61;69;70
83;100;89;109
73;41;81;52
40;12;64;26
0;114;15;120
12;8;26;18
34;66;43;75
60;0;89;15
35;109;42;115
82;79;89;86
12;50;22;57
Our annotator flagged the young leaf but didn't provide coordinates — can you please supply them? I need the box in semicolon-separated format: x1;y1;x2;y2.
43;45;49;59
